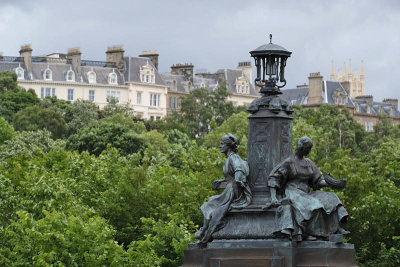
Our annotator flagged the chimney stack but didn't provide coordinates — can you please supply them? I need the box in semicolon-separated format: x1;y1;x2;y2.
171;63;194;84
383;98;398;111
67;48;82;76
308;72;323;104
19;44;32;73
139;50;159;70
106;46;125;72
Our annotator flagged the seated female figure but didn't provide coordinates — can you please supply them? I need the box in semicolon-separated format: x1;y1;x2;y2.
268;136;348;242
195;133;252;245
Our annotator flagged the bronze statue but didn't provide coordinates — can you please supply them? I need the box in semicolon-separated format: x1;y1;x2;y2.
195;133;252;246
267;136;349;242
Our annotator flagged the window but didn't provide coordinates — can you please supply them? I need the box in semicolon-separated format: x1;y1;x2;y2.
137;92;142;104
109;72;117;84
89;90;95;101
88;71;96;84
107;90;120;103
16;68;24;79
68;89;74;101
150;93;160;107
169;96;177;109
367;121;373;132
44;69;52;80
67;70;74;81
139;61;155;84
41;87;54;99
156;116;161;120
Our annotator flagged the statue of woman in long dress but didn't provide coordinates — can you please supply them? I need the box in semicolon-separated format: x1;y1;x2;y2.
195;133;252;246
267;136;349;242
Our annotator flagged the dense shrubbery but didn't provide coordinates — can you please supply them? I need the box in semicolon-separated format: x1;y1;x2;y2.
0;70;399;266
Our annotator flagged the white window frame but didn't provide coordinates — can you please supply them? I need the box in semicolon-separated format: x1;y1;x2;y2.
44;68;52;81
150;93;160;107
107;90;120;103
88;71;96;84
68;89;74;101
67;70;75;82
16;67;24;80
137;92;142;105
108;72;117;84
89;90;95;102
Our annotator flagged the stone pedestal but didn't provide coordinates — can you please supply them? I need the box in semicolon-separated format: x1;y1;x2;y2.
183;240;357;267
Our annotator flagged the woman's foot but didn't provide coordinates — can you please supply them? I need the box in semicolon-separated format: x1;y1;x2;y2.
305;235;317;241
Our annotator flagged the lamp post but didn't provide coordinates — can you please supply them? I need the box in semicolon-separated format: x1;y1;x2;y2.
246;35;293;205
250;34;292;96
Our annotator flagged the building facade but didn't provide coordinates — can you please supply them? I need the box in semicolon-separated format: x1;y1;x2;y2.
281;71;400;131
0;45;168;119
161;61;260;114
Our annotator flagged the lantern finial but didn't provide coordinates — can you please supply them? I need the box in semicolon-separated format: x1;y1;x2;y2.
269;34;272;44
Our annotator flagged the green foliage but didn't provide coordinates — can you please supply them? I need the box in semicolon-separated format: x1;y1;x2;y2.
66;115;148;156
0;130;64;162
177;83;240;138
13;105;67;139
63;99;100;137
202;111;249;158
0;117;15;145
0;70;19;93
0;87;40;122
127;214;196;266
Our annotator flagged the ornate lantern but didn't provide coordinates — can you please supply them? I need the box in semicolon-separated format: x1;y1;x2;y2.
250;34;292;95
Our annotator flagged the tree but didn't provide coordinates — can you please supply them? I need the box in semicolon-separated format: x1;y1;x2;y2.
0;130;64;161
66;115;149;156
178;83;239;138
0;88;40;122
13;106;67;139
0;71;19;93
0;117;15;145
63;99;100;136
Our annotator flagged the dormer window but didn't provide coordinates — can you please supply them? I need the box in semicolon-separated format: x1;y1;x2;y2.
139;61;155;84
355;103;360;112
88;71;96;84
67;69;75;82
172;80;177;90
236;75;249;94
367;105;371;114
108;71;117;84
44;67;52;81
16;66;24;80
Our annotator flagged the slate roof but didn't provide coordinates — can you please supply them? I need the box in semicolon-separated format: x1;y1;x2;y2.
124;57;165;86
282;80;400;118
280;88;308;105
0;55;166;87
161;73;188;92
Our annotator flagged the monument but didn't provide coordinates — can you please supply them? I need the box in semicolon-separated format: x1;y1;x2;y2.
183;35;357;266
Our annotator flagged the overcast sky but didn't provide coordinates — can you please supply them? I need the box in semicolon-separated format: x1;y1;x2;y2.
1;0;399;101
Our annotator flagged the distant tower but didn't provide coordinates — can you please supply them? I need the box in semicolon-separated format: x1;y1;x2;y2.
348;59;353;80
360;60;365;95
330;61;335;80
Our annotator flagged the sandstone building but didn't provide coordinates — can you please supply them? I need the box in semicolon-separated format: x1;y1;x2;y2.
281;66;399;131
162;61;259;114
0;45;168;119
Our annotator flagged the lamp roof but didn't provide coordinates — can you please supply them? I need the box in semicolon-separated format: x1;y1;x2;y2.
250;35;292;57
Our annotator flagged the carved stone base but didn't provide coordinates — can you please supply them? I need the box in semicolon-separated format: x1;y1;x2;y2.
183;240;357;267
212;206;276;239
